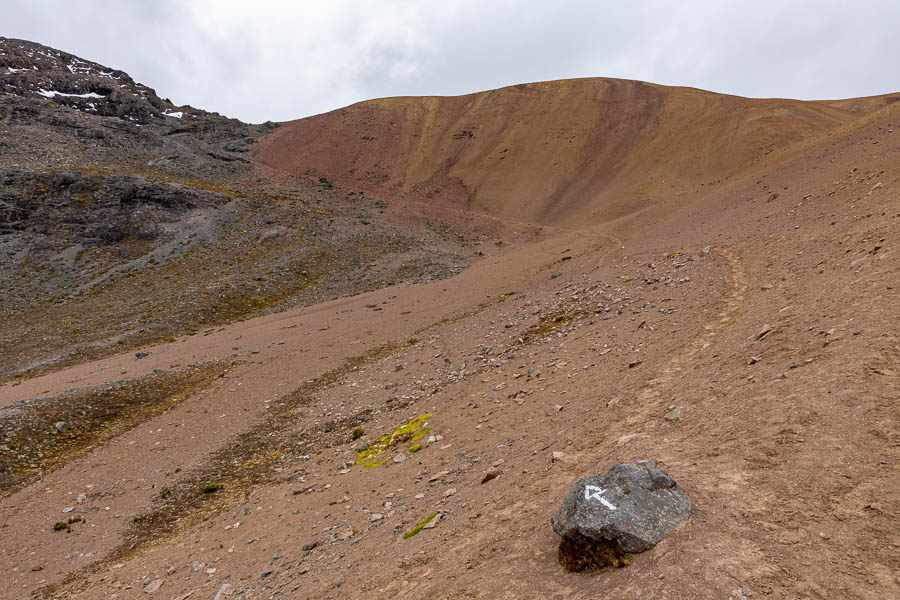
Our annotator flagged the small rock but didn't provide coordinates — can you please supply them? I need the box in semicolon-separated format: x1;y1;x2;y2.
54;421;69;433
551;451;569;463
428;470;450;482
213;583;234;600
393;455;406;464
628;360;642;369
756;325;772;341
748;356;760;365
422;513;441;529
143;578;164;593
664;406;681;422
481;469;500;484
302;540;318;551
62;506;74;513
370;513;384;522
258;226;290;242
135;351;150;359
700;246;710;256
260;570;274;580
443;488;458;498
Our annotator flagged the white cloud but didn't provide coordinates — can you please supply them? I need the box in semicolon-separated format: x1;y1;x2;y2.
2;0;899;122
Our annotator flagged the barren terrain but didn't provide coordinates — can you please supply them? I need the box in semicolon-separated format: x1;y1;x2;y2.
1;39;898;600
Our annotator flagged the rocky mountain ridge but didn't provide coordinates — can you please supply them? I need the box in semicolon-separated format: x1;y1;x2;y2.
0;39;472;380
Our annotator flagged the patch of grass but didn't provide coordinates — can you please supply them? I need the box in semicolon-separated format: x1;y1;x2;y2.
558;535;631;571
202;483;224;494
666;252;680;259
403;512;438;539
0;361;232;499
351;427;365;440
53;516;84;533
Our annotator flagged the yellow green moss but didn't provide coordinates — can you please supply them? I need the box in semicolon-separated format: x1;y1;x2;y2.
403;511;438;539
355;414;432;468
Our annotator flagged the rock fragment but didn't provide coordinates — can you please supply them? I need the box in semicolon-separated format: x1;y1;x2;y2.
551;461;691;571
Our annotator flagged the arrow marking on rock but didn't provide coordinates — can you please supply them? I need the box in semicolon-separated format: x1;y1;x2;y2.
584;485;616;510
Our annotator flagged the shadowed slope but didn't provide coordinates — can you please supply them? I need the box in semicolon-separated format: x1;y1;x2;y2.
257;78;896;227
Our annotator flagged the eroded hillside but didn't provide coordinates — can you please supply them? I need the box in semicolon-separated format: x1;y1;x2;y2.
257;78;897;226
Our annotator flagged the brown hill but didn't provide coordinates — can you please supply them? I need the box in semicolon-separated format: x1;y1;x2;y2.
257;77;896;226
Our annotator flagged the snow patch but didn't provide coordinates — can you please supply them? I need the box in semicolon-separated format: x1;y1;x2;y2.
163;111;184;118
37;89;105;99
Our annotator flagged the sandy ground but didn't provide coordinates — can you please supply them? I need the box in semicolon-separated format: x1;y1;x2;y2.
0;85;898;600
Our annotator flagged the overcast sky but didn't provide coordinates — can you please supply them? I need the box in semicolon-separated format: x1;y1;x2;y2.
4;1;900;123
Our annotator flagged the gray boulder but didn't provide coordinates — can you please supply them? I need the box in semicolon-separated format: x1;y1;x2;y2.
551;461;691;570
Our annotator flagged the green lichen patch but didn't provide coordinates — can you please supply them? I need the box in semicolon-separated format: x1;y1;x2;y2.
355;414;432;469
403;511;438;539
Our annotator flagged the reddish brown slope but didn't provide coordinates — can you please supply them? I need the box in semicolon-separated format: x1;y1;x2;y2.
256;78;895;227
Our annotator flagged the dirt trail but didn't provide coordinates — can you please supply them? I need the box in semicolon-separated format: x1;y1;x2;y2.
633;246;749;413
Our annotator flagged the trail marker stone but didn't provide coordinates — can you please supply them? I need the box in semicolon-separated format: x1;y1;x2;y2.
551;461;691;571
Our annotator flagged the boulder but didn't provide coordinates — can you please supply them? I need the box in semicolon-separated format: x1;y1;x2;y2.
551;461;691;571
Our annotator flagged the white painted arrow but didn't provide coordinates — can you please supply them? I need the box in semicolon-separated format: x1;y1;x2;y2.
584;485;617;510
